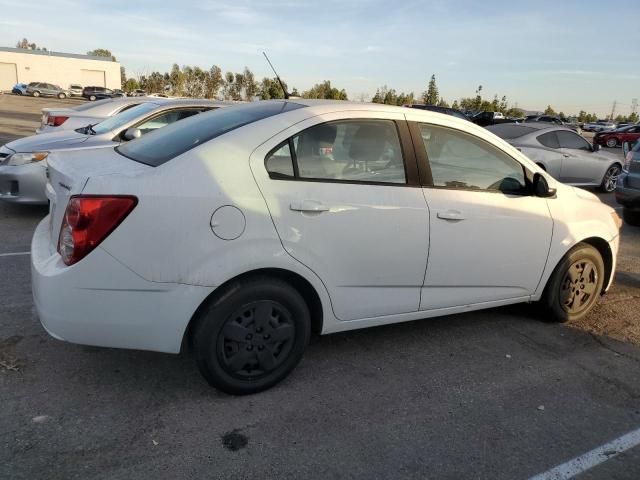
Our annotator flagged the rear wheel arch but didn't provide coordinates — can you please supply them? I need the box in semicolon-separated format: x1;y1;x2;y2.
182;268;324;353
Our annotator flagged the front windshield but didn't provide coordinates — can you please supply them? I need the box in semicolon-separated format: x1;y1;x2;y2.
91;102;160;135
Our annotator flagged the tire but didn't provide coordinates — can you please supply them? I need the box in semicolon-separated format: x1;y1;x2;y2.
32;91;40;97
606;137;618;148
57;93;66;99
623;208;640;227
89;95;97;101
193;276;311;395
599;164;621;193
540;243;605;323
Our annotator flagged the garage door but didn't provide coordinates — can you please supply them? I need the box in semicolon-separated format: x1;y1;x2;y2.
0;63;18;91
80;69;105;87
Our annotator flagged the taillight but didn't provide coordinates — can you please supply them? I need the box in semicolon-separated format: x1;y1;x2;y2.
57;195;137;266
47;116;69;127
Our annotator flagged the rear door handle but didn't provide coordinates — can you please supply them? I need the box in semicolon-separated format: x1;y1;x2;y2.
563;153;571;157
437;210;465;221
290;200;330;212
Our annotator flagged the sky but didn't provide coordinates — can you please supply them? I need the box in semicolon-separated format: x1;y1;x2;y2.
1;0;639;116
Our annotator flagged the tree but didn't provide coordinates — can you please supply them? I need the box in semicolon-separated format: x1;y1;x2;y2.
87;49;116;61
259;77;287;100
423;74;439;105
302;80;347;100
204;65;223;99
544;105;557;116
437;97;450;108
242;67;258;100
168;64;185;96
120;66;127;89
123;78;140;93
451;100;460;110
16;38;46;51
629;112;639;124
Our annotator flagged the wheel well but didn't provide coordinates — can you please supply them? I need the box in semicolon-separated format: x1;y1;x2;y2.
181;268;324;353
536;163;546;171
580;237;614;292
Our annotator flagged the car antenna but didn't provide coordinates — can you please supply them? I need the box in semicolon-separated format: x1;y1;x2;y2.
263;52;290;100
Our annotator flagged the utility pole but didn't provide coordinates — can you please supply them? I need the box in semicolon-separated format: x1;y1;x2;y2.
632;98;638;115
609;100;617;121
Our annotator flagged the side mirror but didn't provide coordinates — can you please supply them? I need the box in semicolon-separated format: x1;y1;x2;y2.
123;128;141;141
592;142;601;152
533;172;556;198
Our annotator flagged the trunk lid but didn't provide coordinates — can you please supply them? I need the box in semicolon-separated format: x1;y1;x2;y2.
46;148;150;252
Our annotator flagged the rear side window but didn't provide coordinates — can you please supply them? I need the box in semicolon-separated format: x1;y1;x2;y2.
117;101;306;166
557;130;591;151
265;120;407;185
537;132;560;149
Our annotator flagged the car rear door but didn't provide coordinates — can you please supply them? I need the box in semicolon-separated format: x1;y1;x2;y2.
409;120;553;310
250;111;430;321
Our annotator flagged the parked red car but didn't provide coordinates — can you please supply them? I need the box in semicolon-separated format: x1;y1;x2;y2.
594;125;640;148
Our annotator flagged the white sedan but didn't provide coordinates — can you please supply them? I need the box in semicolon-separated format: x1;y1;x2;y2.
32;100;621;394
36;97;170;134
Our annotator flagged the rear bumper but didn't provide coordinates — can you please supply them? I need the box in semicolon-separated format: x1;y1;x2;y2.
0;162;48;204
31;218;213;354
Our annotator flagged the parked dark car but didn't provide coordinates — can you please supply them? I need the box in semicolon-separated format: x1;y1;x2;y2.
594;125;640;148
82;86;116;101
26;82;69;99
404;104;470;121
524;115;582;134
11;83;28;95
616;141;640;226
471;111;514;127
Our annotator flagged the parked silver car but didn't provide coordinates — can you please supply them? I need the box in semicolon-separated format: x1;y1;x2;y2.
36;96;171;134
487;123;623;192
0;100;231;204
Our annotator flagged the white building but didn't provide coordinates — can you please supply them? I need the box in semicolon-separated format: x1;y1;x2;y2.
0;47;121;91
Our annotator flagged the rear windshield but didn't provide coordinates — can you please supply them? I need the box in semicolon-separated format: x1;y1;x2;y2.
117;101;306;166
487;124;537;139
72;99;113;112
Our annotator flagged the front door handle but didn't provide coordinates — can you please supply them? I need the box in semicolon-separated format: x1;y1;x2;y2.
437;210;465;221
563;153;571;158
290;200;330;212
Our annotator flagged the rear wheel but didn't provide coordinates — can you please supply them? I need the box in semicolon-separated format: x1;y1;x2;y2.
32;91;40;97
623;208;640;227
606;137;618;148
193;277;310;395
540;243;604;323
599;164;621;192
57;93;66;99
89;95;97;101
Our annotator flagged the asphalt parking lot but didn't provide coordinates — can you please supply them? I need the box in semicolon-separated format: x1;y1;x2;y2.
1;95;640;479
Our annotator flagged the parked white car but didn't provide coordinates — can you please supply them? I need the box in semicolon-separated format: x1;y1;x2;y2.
32;100;621;394
36;97;170;134
1;100;228;204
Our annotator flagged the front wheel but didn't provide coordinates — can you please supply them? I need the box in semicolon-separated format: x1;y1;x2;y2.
32;91;40;97
606;137;618;148
540;243;605;323
623;208;640;227
57;93;66;99
89;95;97;101
193;277;310;394
599;164;621;192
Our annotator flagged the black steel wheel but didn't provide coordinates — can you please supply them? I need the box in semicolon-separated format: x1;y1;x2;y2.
193;276;310;394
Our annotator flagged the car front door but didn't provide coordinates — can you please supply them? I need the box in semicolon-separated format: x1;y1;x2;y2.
250;112;430;321
556;130;604;183
411;121;553;310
